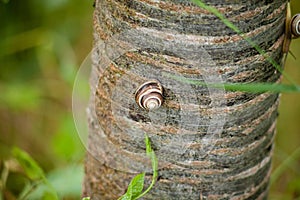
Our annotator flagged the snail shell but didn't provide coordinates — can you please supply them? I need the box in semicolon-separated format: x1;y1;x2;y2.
135;80;164;111
291;14;300;38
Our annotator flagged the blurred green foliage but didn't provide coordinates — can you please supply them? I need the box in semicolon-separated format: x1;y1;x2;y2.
0;0;299;199
271;1;300;199
0;0;92;199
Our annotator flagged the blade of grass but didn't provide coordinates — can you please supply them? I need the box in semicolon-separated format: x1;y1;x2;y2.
270;146;300;186
164;73;300;93
190;0;297;86
12;147;58;200
12;147;45;181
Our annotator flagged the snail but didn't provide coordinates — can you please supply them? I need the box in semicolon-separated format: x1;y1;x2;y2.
291;14;300;38
283;2;300;53
135;80;164;111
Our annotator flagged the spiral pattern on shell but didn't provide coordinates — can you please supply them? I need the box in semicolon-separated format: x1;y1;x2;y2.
291;14;300;38
135;80;164;111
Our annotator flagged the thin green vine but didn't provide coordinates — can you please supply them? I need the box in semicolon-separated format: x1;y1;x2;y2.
117;134;158;200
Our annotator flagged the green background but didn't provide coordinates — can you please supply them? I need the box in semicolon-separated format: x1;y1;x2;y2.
0;0;299;199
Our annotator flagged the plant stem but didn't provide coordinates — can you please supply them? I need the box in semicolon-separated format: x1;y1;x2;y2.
134;152;157;200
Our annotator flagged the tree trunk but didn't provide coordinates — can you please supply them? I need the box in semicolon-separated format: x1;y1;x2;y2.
83;0;286;199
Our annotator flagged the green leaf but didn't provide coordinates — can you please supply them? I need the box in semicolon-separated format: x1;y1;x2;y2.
149;152;158;179
82;198;90;200
119;193;131;200
118;134;158;200
130;173;145;199
144;135;157;174
119;173;145;200
11;147;45;180
144;134;152;156
134;135;158;199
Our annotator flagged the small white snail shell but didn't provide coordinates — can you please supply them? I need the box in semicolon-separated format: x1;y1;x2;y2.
291;14;300;38
135;80;164;111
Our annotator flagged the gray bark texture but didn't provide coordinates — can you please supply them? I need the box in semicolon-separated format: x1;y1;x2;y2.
83;0;286;199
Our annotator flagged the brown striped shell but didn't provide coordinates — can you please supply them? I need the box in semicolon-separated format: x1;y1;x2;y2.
135;80;163;111
291;14;300;38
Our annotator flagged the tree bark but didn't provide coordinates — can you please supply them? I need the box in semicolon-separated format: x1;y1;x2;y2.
83;0;286;199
